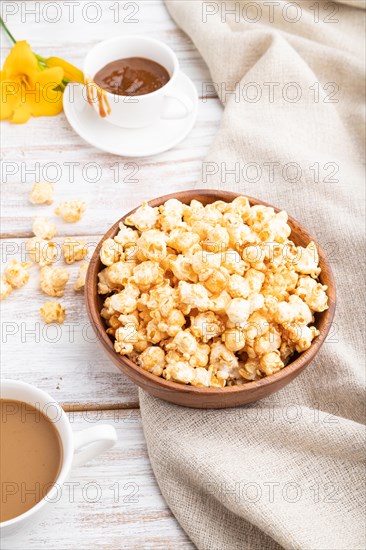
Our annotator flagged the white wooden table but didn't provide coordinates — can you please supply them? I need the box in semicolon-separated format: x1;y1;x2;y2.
1;1;222;547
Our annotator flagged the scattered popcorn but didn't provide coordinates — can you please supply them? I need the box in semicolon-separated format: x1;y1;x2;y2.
0;276;13;300
29;182;54;205
99;196;328;387
74;262;89;291
40;301;66;324
27;237;57;267
54;200;87;223
4;260;32;288
40;266;70;297
62;237;88;264
32;217;57;240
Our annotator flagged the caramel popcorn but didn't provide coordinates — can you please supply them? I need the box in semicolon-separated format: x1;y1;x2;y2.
40;266;70;297
54;200;87;223
4;260;32;288
27;237;57;267
40;301;66;324
32;217;57;240
100;197;328;387
62;238;88;264
29;181;54;205
0;276;13;300
74;262;89;291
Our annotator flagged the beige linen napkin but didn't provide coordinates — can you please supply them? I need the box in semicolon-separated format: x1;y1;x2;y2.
139;1;366;548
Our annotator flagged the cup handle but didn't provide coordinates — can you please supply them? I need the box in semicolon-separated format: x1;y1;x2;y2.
162;91;194;120
72;425;117;468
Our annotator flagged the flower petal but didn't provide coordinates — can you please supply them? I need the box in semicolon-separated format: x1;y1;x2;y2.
10;102;32;124
46;57;84;83
26;85;64;118
35;66;64;87
0;76;22;120
3;41;38;78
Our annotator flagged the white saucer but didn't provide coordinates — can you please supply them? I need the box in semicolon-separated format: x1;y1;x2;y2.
63;72;198;157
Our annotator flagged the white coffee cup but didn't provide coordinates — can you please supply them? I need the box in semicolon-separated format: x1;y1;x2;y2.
0;379;117;538
83;35;194;128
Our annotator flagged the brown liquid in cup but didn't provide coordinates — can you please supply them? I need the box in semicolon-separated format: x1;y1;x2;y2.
0;399;62;522
93;57;170;96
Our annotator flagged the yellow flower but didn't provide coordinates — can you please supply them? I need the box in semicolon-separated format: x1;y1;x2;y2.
46;57;84;84
0;41;64;124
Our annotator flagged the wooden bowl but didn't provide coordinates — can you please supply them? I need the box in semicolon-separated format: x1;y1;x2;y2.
85;190;336;408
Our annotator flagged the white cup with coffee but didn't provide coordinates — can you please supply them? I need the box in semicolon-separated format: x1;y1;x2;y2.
0;379;117;538
83;35;194;128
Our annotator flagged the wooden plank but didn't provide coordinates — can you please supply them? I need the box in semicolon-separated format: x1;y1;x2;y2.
3;409;194;549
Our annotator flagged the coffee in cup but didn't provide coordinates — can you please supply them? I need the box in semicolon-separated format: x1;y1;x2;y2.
1;399;62;522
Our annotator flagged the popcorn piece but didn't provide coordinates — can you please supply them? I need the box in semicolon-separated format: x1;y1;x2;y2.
191;250;221;273
245;269;265;293
209;342;239;385
253;326;282;355
191;344;210;368
190;311;224;342
259;351;284;376
227;274;250;299
40;266;70;297
245;312;270;343
295;276;328;312
27;237;57;267
0;276;13;300
99;238;123;267
199;267;228;294
159;199;185;232
210;290;231;314
4;260;32;288
239;358;261;381
98;262;135;294
167;229;200;255
110;284;139;314
170;255;197;283
137;230;167;262
114;325;137;355
168;330;197;357
138;346;165;376
158;309;186;337
32;217;57;240
220;250;246;275
146;319;167;344
114;224;139;247
191;367;211;387
29;182;54;205
226;298;250;325
62;238;88;264
132;261;163;289
40;302;66;324
292;241;321;277
125;202;158;231
223;329;246;352
54;200;87;223
74;262;89;291
284;324;320;353
178;281;211;312
259;211;291;243
164;361;196;385
210;342;239;370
